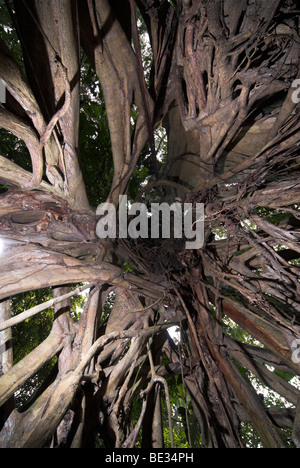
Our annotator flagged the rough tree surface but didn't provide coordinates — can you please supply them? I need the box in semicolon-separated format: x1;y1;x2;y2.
0;0;300;448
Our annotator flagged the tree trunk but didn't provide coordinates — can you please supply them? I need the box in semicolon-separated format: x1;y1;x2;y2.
0;0;299;449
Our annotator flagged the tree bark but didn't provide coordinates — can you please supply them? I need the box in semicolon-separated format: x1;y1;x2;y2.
0;0;299;449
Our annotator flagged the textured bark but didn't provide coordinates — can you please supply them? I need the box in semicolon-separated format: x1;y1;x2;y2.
0;0;299;449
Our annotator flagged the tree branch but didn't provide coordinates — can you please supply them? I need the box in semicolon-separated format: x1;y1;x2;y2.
0;330;63;407
0;283;93;332
0;106;43;188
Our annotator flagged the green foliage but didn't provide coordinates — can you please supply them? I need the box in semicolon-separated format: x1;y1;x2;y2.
240;422;262;448
11;288;55;409
222;314;299;448
222;315;263;347
10;285;90;409
273;369;295;383
79;53;157;207
0;0;23;65
163;427;189;449
100;292;116;327
123;263;136;274
0;129;32;171
161;375;196;448
0;2;32;174
79;56;114;207
11;288;54;364
70;283;88;323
